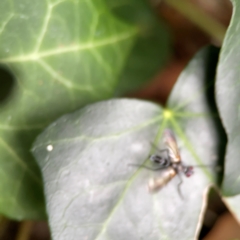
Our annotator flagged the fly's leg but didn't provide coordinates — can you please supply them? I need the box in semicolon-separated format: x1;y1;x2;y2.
128;163;169;171
177;174;184;200
150;142;169;154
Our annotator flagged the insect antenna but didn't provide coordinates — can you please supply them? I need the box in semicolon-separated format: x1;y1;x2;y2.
188;164;221;171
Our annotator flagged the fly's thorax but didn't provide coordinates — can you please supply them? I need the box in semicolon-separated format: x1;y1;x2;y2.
171;162;182;172
150;154;170;167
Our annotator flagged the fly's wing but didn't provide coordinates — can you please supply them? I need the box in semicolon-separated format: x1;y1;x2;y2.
148;167;177;192
164;129;181;162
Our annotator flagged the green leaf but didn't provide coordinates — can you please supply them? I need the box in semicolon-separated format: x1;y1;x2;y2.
216;0;240;220
106;0;170;95
33;46;222;239
0;0;137;219
0;66;14;102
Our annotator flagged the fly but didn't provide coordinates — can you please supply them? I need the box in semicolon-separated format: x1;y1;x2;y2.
130;129;194;199
147;129;193;198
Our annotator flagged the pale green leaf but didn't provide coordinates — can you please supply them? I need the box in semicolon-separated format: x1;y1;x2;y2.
33;47;222;239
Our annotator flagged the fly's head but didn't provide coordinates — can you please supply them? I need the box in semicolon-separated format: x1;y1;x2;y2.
183;166;194;177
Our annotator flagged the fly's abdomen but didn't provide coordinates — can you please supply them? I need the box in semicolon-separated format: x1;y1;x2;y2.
148;167;177;192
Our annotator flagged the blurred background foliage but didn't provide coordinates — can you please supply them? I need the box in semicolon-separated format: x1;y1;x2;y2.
0;0;237;239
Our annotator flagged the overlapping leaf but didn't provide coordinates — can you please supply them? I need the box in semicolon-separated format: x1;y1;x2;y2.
216;0;240;221
33;46;223;239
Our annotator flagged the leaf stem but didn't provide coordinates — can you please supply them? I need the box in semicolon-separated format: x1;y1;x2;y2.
16;221;33;240
164;0;226;44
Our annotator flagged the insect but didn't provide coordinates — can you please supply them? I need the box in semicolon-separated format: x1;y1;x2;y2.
130;129;194;198
147;129;193;198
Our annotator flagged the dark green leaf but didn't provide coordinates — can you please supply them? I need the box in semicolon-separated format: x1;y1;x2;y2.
0;0;137;219
106;0;170;95
216;0;240;220
33;46;222;239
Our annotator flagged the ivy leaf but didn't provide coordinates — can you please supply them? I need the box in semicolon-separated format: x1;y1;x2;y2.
0;0;137;219
216;0;240;221
32;46;222;239
106;0;170;95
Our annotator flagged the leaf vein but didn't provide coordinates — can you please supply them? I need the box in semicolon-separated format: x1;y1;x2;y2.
0;137;42;185
0;13;14;35
37;58;95;93
33;2;52;53
93;116;166;240
33;115;163;149
0;30;137;63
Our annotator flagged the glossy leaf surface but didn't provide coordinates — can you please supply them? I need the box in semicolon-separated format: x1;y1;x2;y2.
33;47;222;239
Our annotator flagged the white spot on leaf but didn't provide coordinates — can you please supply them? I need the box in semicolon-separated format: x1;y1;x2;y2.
46;145;53;151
